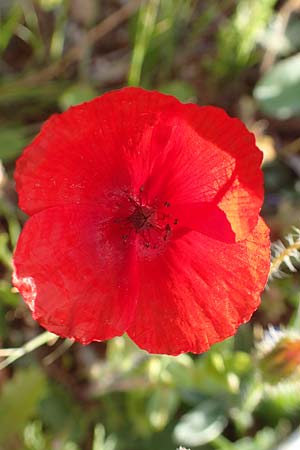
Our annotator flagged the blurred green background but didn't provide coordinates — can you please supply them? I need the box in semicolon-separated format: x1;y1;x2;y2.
1;1;300;449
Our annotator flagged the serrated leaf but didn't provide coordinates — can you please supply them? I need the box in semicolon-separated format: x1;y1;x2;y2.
0;367;47;445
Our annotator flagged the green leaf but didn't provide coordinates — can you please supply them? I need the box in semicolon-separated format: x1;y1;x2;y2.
128;0;161;86
92;423;117;450
254;53;300;119
158;81;197;103
58;83;98;111
38;0;64;11
173;400;228;446
40;381;86;442
0;280;20;307
0;367;47;446
162;354;195;388
23;421;47;450
0;80;67;107
0;232;12;268
259;15;300;58
107;335;143;370
147;388;179;430
7;214;21;247
0;2;22;53
214;426;282;450
214;0;277;77
0;125;29;162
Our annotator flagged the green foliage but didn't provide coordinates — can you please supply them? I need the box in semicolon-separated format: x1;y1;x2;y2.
173;400;228;447
0;80;67;109
147;388;179;430
23;421;48;450
0;125;29;162
0;280;20;307
129;0;192;87
38;0;65;11
92;424;117;450
39;382;83;436
258;390;300;427
213;0;277;78
0;232;12;269
0;1;23;53
0;368;47;446
128;0;161;86
213;426;283;450
260;14;300;57
59;83;98;110
158;80;197;102
254;53;300;119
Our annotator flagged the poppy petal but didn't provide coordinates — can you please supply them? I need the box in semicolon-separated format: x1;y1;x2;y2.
127;218;270;355
12;205;138;344
15;88;179;216
182;105;264;240
168;203;236;243
15;88;262;244
134;104;263;241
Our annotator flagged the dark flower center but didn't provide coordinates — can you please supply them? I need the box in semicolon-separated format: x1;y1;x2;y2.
128;205;154;232
113;188;179;250
127;200;178;250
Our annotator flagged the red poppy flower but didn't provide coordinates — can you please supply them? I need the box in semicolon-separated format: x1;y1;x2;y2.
12;87;270;355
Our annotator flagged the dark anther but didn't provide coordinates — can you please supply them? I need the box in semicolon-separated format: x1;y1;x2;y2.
174;218;178;225
164;224;172;240
164;201;170;207
139;185;144;192
144;241;150;248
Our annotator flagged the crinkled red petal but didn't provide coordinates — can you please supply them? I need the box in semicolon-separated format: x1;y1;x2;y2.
127;218;270;355
16;88;263;243
15;88;178;216
168;202;236;242
180;105;264;240
12;205;138;344
13;87;269;353
134;104;263;241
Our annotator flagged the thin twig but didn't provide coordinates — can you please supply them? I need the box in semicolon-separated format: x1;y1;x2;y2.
0;331;58;370
43;338;74;365
0;348;17;357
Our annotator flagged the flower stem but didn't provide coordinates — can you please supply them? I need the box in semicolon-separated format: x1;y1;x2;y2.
0;331;58;370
